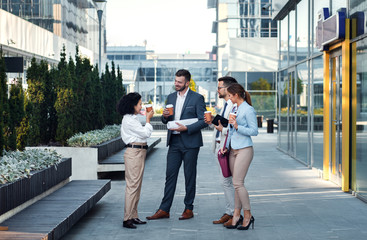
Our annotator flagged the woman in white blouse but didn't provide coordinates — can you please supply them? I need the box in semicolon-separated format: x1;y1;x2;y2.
116;92;154;229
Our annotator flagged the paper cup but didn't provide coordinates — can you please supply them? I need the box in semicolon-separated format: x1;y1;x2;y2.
166;104;174;115
145;104;153;113
229;113;237;122
204;111;212;120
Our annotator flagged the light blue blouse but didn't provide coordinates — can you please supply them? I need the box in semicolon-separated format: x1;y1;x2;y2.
225;101;258;150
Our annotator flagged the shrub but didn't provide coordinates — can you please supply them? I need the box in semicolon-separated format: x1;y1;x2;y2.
67;124;120;147
0;149;62;184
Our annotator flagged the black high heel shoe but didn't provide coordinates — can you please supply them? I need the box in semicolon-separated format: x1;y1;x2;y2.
226;215;243;229
237;216;254;230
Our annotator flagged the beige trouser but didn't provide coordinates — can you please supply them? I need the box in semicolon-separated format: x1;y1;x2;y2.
229;146;254;210
123;143;147;221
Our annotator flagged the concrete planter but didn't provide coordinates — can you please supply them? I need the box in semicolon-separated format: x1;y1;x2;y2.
0;158;71;216
28;137;125;180
90;137;125;162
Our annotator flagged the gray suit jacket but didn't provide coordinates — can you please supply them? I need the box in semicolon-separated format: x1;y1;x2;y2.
161;90;208;148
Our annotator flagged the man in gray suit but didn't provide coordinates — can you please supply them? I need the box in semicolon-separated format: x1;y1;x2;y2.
146;69;208;220
205;76;237;227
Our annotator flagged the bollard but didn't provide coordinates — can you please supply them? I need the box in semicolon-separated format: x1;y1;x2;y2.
266;119;274;133
256;115;263;128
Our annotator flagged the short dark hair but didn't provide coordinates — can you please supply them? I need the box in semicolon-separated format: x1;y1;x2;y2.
218;76;238;88
227;83;252;106
175;69;191;82
116;92;141;117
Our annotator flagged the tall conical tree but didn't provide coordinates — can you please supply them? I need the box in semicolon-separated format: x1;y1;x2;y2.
54;46;74;144
90;65;105;129
115;65;125;123
102;63;114;125
8;80;25;150
0;49;9;154
25;58;42;146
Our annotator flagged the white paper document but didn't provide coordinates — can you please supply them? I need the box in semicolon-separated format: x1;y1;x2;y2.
167;118;198;129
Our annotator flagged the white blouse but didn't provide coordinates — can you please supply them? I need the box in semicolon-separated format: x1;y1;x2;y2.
120;114;153;144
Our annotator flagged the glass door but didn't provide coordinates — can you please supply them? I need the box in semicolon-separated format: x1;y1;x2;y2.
329;49;343;185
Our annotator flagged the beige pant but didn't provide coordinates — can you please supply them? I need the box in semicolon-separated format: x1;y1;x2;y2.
229;146;254;210
123;143;147;221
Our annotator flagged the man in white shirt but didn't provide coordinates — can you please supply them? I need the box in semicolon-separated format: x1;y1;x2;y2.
146;69;208;221
205;76;237;227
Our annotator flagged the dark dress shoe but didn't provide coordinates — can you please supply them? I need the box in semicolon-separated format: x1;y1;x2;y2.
132;218;147;224
123;219;137;229
146;209;170;220
179;209;194;220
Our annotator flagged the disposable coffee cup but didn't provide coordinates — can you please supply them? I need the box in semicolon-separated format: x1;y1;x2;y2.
229;113;237;122
204;111;212;121
166;104;174;115
145;104;153;113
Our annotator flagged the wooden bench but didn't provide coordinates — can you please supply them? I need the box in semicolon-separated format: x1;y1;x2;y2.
0;180;110;240
97;137;161;173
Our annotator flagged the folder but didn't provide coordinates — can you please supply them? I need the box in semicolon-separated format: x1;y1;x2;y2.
212;115;228;127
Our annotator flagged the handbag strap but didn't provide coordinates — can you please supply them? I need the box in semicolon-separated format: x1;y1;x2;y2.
222;132;229;151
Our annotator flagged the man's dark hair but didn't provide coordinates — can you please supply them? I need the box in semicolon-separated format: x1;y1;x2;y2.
218;76;238;88
176;69;191;82
116;92;142;117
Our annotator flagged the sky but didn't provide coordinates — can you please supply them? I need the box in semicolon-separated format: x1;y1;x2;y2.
106;0;216;54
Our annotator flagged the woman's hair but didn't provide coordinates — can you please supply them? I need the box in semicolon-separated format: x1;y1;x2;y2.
227;83;252;106
116;92;142;117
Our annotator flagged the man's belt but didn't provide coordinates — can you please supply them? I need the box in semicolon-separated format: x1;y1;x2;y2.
126;144;148;150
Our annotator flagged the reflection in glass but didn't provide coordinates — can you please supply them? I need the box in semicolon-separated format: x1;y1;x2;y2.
312;55;324;169
297;0;309;61
279;70;288;150
356;39;367;199
280;15;288;68
296;61;309;164
289;10;296;66
350;0;367;15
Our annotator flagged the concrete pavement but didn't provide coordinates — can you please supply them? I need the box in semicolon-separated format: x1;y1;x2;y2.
61;129;367;240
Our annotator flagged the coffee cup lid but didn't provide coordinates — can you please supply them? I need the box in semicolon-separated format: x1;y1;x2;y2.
166;104;173;108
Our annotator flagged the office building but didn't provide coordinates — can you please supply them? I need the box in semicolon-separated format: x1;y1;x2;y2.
274;0;367;201
0;0;107;83
209;0;278;118
106;46;217;107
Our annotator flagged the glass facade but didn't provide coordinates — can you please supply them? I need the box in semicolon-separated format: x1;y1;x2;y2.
351;0;367;201
227;0;277;38
277;0;320;167
277;0;367;199
0;0;99;49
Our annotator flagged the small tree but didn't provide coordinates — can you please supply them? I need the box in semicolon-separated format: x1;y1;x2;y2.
54;46;75;144
0;50;9;154
8;80;25;150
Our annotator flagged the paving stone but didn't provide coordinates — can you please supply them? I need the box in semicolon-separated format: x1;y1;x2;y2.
61;129;367;240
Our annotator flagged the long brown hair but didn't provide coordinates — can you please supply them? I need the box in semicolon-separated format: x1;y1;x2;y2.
227;83;252;106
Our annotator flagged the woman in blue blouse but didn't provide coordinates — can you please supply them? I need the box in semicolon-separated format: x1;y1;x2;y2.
221;83;258;230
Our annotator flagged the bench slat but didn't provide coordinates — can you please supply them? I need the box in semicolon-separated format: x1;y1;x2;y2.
1;180;110;240
0;231;47;240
